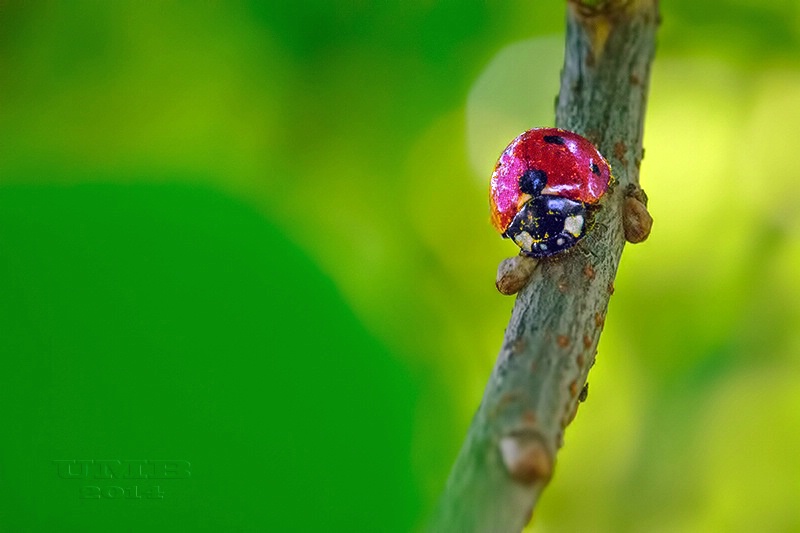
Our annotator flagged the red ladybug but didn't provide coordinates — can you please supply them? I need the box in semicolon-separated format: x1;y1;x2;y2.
490;128;612;257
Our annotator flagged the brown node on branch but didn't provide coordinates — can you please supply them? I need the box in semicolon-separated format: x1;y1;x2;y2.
499;431;554;485
569;0;639;16
496;255;539;295
568;0;633;60
623;184;653;243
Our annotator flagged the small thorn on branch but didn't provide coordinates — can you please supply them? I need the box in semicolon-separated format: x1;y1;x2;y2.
579;382;589;402
499;431;554;485
496;255;539;295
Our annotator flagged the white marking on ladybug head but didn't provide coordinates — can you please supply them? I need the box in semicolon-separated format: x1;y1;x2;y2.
556;237;565;246
514;231;534;252
564;215;584;238
540;185;557;196
539;243;548;251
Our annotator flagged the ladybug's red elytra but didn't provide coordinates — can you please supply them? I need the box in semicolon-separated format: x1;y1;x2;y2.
490;128;612;257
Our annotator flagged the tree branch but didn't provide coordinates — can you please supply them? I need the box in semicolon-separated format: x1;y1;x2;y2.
429;2;659;531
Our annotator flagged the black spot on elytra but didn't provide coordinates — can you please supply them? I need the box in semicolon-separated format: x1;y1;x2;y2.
518;169;547;196
543;135;566;145
591;162;600;175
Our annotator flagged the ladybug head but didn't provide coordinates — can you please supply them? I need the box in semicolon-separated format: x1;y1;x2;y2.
503;196;591;257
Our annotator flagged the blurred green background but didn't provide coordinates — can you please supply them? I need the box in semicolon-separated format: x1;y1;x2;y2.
1;1;799;531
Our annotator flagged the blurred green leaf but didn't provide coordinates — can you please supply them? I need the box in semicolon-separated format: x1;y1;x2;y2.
0;181;419;531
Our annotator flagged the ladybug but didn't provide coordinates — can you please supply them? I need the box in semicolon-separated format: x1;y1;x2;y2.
490;128;612;257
